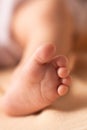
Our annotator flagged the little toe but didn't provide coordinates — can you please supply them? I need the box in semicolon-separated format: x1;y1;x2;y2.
58;67;70;78
57;84;69;96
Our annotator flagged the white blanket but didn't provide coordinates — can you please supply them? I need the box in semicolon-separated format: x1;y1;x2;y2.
0;0;22;66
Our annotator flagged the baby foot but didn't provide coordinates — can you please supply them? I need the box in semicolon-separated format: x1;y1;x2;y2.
1;44;71;116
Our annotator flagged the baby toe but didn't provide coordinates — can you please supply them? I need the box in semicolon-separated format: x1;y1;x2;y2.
57;84;69;96
56;56;68;67
57;67;70;78
62;76;72;86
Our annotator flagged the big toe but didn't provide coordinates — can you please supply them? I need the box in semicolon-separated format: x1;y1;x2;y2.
33;43;56;64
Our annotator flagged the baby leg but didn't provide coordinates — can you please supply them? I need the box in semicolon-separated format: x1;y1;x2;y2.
1;0;72;116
